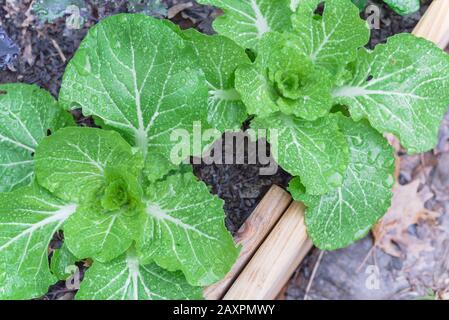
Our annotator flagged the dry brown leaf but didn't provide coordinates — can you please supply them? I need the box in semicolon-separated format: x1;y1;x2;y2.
21;2;35;29
384;133;402;153
22;42;34;66
373;179;440;258
439;289;449;300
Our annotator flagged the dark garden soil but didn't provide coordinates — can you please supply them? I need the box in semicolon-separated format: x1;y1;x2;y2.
1;0;448;300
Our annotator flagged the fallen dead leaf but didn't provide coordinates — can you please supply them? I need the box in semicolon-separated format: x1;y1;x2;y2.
373;179;440;258
384;133;402;154
439;289;449;300
22;41;34;66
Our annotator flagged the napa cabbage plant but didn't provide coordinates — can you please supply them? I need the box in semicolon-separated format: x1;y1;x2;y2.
199;0;449;249
0;14;242;300
1;0;449;301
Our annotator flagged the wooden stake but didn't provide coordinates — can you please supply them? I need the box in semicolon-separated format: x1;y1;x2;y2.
223;202;313;300
204;185;291;300
413;0;449;49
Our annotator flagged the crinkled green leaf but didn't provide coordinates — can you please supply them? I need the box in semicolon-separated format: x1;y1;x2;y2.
143;152;179;183
0;83;72;192
235;63;278;116
383;0;420;16
288;176;305;200
197;0;292;51
181;28;249;132
34;127;145;262
59;14;209;162
35;127;143;203
333;33;449;154
0;183;77;299
251;113;349;195
50;242;78;280
235;32;334;120
77;249;202;300
290;0;370;73
137;172;238;286
63;204;144;263
292;115;395;250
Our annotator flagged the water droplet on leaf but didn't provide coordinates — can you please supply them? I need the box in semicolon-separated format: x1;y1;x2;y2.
328;172;343;188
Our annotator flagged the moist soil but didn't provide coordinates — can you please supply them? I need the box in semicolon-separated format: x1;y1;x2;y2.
1;0;446;300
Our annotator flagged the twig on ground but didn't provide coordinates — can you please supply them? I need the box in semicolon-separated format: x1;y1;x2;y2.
356;245;376;273
304;250;325;300
50;38;66;63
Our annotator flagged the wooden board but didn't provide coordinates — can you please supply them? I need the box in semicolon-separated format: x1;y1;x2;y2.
204;185;291;300
413;0;449;48
223;202;312;300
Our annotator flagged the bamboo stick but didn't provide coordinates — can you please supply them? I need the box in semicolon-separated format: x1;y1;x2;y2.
204;185;292;300
223;202;313;300
413;0;449;49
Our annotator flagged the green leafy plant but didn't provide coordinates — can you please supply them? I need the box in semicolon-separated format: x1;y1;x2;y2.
199;0;449;249
0;14;242;300
380;0;420;16
2;0;449;300
353;0;420;15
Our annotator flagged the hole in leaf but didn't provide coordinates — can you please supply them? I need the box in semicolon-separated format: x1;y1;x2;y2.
366;75;373;82
0;90;7;95
47;129;52;136
313;1;325;18
330;104;350;116
245;48;257;62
